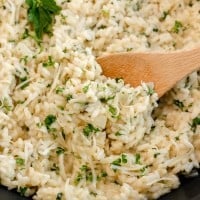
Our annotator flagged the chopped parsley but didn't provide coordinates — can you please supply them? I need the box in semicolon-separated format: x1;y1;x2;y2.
19;187;27;196
22;28;30;39
101;171;108;177
153;27;159;32
115;131;123;136
66;94;73;102
82;84;89;93
25;0;61;39
74;173;83;185
16;157;25;166
56;147;65;155
55;86;64;94
50;163;59;174
160;11;169;21
19;76;29;89
146;86;154;96
99;96;114;103
98;25;107;29
121;154;128;163
191;116;200;132
172;20;183;33
115;77;123;83
74;165;94;184
56;193;63;200
154;152;160;158
109;105;117;117
44;114;56;130
111;158;122;166
111;154;128;168
0;98;12;113
83;123;99;137
135;153;141;164
43;56;55;67
173;99;184;110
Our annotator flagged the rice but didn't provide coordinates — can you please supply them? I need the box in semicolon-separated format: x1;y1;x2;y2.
0;0;199;199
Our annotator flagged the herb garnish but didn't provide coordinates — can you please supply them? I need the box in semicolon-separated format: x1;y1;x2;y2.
191;116;200;132
172;20;183;33
25;0;61;39
19;187;27;196
173;99;184;110
16;157;25;166
83;123;99;137
56;193;63;200
56;147;65;155
44;114;56;130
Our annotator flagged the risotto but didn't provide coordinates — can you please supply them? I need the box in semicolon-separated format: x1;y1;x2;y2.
0;0;199;200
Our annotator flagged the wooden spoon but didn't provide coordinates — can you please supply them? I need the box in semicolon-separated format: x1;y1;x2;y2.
97;48;200;97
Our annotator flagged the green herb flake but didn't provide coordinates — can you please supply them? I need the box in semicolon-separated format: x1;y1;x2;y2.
56;192;63;200
115;77;123;83
175;136;180;141
160;11;169;21
109;105;117;117
0;98;12;113
56;147;65;155
50;163;59;173
99;96;114;103
173;99;184;110
55;86;64;94
19;187;27;196
66;94;73;102
25;0;61;39
121;154;128;164
43;56;55;67
111;158;121;166
90;192;97;196
154;152;160;158
74;172;83;185
153;27;159;32
16;157;25;166
191;116;200;132
22;28;30;39
172;20;183;33
20;76;29;89
146;86;154;96
83;123;99;137
80;165;90;172
115;131;123;136
44;114;56;130
98;25;107;29
135;154;141;164
82;85;89;93
101;171;108;177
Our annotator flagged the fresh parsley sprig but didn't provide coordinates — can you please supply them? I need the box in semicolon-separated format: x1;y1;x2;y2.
25;0;61;39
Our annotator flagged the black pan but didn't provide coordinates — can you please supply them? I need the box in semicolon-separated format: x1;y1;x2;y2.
0;173;199;200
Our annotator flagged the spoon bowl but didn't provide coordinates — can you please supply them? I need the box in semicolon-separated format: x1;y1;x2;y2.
97;48;200;97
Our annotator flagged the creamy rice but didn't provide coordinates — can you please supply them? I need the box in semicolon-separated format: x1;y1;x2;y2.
0;0;200;200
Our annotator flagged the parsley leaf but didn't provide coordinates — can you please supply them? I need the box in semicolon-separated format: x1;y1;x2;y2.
173;99;184;110
135;154;141;164
19;187;27;196
56;193;63;200
56;147;65;155
172;20;183;33
83;123;99;137
44;114;56;130
16;157;25;166
191;116;200;132
26;0;61;39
